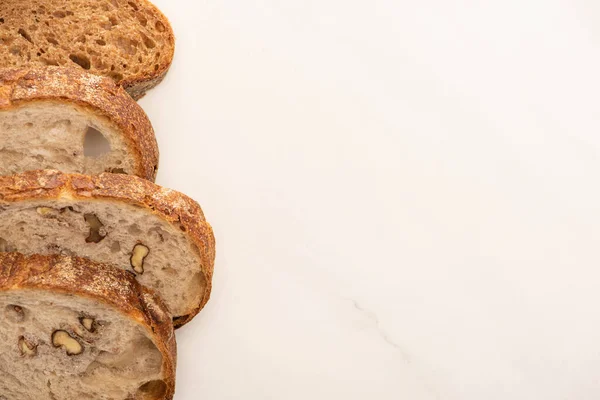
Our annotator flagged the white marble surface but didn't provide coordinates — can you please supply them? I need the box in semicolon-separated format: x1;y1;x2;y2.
142;1;600;398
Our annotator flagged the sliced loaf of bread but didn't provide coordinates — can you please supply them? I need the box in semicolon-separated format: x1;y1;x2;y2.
0;252;176;400
0;0;175;99
0;170;215;327
0;67;159;180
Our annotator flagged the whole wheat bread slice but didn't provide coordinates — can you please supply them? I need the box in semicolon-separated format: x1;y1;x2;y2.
0;170;216;327
0;0;175;99
0;252;176;400
0;67;159;180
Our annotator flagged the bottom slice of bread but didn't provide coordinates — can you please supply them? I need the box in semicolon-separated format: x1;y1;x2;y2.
0;252;176;400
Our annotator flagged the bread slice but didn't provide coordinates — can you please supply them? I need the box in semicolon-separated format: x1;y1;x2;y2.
0;252;176;400
0;0;175;99
0;170;216;327
0;67;159;180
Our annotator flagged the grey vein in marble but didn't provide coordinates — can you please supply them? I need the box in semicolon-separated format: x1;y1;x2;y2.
351;300;411;362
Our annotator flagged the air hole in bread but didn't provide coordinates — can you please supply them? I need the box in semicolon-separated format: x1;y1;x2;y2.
141;34;155;49
162;266;176;275
46;36;58;45
4;304;26;323
41;58;59;66
106;168;126;174
83;126;111;157
149;226;166;242
137;14;148;27
84;213;107;243
110;241;121;253
110;71;124;81
69;53;91;69
155;21;165;32
96;39;106;46
128;224;142;235
136;380;167;400
17;28;33;44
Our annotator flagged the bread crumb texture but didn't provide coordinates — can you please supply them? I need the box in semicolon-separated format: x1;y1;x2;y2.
0;0;174;97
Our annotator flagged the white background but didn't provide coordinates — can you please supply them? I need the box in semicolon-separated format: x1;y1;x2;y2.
142;1;600;399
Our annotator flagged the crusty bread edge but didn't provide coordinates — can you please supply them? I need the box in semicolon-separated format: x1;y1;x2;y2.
121;0;176;100
123;65;171;101
0;252;177;400
0;170;216;328
0;67;160;181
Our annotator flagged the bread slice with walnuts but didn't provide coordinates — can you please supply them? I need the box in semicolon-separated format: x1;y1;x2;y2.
0;67;159;180
0;252;176;400
0;170;216;328
0;0;175;99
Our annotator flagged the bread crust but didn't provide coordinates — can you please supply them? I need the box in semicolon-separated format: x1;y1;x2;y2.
0;67;159;181
0;251;177;400
0;170;215;327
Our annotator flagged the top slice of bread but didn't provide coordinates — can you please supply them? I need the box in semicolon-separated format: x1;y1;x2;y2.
0;170;215;327
0;252;176;400
0;0;175;99
0;67;159;180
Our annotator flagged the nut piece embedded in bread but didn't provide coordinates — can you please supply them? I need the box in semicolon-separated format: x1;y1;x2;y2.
131;243;150;274
0;0;175;98
80;317;95;333
18;336;37;357
52;330;83;356
36;207;55;216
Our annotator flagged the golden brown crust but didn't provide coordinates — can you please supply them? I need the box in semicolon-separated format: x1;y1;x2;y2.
0;170;216;327
0;67;159;181
0;252;177;400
